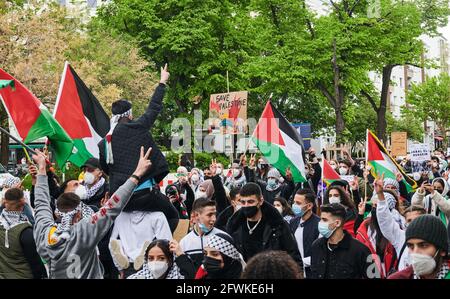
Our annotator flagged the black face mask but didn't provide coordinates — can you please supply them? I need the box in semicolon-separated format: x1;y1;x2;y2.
203;256;222;274
241;206;259;218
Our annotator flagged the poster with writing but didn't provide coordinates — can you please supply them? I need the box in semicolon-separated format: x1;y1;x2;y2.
391;132;407;157
409;143;431;162
209;91;248;134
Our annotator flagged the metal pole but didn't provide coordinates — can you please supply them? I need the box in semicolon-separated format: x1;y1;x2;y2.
0;126;38;155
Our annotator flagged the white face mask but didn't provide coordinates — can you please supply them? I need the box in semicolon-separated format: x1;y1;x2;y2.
339;167;348;175
232;169;240;178
410;252;438;276
196;190;207;199
147;261;169;278
83;171;96;185
191;174;200;184
329;196;341;204
74;185;87;200
216;168;223;175
275;206;283;214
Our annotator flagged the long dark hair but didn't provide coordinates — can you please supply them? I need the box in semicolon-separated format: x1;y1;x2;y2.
324;186;355;210
274;196;295;217
144;239;173;278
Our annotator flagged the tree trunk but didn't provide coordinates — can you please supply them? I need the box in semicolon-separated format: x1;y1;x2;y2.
377;65;394;143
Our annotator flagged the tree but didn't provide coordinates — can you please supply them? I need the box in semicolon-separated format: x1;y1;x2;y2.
360;0;449;142
405;73;450;143
0;1;157;163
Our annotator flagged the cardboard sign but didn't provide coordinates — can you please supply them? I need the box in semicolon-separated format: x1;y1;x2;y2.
340;175;355;183
391;132;407;157
409;143;431;162
172;219;191;242
209;91;248;134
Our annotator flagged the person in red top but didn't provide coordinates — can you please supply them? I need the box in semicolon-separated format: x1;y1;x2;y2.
388;214;450;279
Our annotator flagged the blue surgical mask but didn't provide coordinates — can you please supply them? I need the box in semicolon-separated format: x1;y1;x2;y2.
198;223;212;234
267;178;278;189
318;221;336;239
292;204;305;217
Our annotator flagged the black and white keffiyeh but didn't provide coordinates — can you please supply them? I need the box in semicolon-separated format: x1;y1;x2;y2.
50;202;94;245
85;177;105;199
105;109;132;165
0;210;30;248
127;260;184;279
206;234;244;263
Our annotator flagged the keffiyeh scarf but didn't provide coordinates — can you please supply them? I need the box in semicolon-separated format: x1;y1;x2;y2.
128;260;184;279
206;234;246;267
0;210;30;248
49;203;94;246
85;177;105;199
105;109;132;165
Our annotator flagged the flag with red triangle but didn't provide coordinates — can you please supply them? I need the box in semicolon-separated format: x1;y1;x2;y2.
0;68;73;168
366;129;416;192
251;101;306;183
54;62;110;167
323;158;341;186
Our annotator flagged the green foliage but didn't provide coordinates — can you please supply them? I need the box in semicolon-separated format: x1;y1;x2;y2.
405;73;450;138
193;152;230;171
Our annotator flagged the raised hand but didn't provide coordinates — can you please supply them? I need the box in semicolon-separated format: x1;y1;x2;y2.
100;192;110;207
160;63;170;85
169;239;184;257
395;171;403;182
240;154;247;167
249;154;256;168
349;175;359;191
358;198;367;215
285;167;293;181
133;146;152;178
210;159;217;175
32;149;48;175
373;173;384;194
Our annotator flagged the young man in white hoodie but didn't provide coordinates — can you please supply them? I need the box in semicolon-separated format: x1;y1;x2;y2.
375;175;426;271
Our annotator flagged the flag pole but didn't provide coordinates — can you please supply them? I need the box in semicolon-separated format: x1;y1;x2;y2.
365;129;369;201
0;126;50;164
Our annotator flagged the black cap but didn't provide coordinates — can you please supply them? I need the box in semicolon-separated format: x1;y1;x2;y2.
82;158;101;170
406;214;448;254
112;99;132;115
330;179;349;189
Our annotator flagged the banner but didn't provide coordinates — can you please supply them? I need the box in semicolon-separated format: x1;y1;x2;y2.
409;143;431;162
391;132;407;157
209;91;248;134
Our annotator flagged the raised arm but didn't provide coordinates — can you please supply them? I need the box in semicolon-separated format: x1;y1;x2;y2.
78;147;153;248
135;64;170;129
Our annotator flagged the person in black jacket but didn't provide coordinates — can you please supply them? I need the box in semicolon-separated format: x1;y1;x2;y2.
216;187;241;231
97;64;179;232
289;189;320;278
310;203;371;279
225;183;303;272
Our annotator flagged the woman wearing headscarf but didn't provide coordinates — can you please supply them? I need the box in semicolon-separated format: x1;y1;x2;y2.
194;233;245;279
127;239;195;279
196;161;230;215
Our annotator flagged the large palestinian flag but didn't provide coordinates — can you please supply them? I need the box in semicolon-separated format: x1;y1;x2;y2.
251;101;306;183
367;129;417;192
0;69;73;168
322;158;341;186
54;62;110;167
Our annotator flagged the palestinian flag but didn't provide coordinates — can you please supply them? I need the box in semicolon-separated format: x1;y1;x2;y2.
0;68;73;168
251;101;306;183
0;80;14;90
54;62;110;167
366;129;417;192
323;158;341;186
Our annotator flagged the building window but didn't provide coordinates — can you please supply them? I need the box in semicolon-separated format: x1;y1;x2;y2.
399;77;402;88
87;0;97;7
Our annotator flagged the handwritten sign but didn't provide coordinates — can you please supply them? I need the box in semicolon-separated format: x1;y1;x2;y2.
209;91;248;134
391;132;407;157
409;143;431;162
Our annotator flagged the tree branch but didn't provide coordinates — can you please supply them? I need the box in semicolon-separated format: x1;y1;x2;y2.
348;0;362;16
317;83;336;109
361;90;379;112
